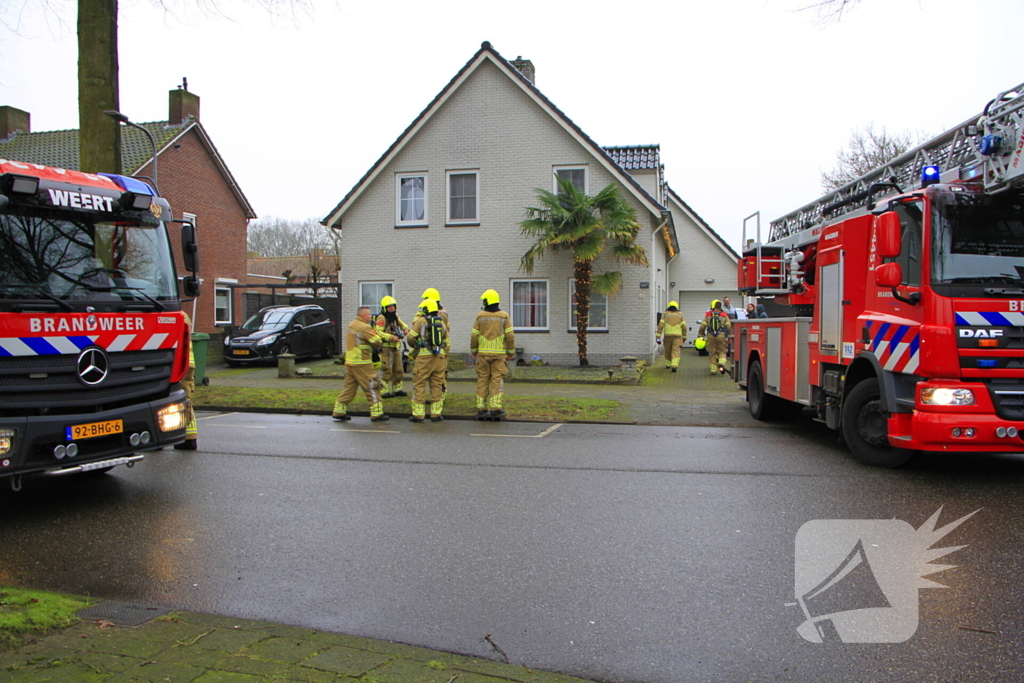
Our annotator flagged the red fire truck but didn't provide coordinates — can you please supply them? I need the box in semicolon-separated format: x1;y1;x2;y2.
733;82;1024;467
0;159;200;489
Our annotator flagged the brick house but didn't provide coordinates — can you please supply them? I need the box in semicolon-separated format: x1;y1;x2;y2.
324;42;737;364
0;88;256;340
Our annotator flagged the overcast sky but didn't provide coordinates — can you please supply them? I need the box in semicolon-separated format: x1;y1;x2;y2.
3;0;1023;251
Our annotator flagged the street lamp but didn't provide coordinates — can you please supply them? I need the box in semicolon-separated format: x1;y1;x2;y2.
103;110;158;194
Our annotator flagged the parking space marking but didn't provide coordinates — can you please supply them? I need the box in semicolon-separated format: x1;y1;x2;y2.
329;429;402;434
205;424;267;428
472;423;563;438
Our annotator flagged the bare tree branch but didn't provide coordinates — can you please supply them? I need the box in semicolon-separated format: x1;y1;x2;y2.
794;0;862;26
820;123;922;191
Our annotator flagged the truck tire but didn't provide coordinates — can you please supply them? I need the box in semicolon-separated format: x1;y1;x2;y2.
841;378;915;468
748;360;804;421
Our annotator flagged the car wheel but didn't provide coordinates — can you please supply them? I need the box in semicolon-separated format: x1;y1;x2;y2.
322;337;337;359
841;378;915;468
278;344;291;356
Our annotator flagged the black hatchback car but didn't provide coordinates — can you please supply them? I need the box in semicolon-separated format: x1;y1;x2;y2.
224;304;337;365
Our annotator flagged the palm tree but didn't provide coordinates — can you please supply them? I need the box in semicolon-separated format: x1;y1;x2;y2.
520;176;648;366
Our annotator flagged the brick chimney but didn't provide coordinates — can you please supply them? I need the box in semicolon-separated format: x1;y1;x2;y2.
169;87;200;124
510;56;535;84
0;106;30;140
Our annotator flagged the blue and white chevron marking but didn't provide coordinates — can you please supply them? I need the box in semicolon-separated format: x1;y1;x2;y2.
0;336;98;357
956;311;1024;327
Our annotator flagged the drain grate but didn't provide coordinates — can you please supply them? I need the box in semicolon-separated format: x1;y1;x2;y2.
76;600;173;627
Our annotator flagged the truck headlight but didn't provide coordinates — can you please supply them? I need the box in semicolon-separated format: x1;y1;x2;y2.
0;428;15;456
157;402;187;432
921;387;975;406
256;334;278;346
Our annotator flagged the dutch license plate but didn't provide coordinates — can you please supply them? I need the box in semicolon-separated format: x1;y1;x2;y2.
233;349;250;356
66;419;123;441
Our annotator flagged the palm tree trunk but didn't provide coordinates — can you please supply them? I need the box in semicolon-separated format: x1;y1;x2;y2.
78;0;121;174
574;260;590;367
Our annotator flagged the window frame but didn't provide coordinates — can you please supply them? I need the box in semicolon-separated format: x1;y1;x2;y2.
567;278;608;332
553;166;588;194
445;170;480;225
359;281;393;309
395;173;428;227
214;277;236;326
511;279;550;332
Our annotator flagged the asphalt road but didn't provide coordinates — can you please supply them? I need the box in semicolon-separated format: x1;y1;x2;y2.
1;413;1022;683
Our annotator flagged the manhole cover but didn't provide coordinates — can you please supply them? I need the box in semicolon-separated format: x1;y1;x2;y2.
76;601;172;627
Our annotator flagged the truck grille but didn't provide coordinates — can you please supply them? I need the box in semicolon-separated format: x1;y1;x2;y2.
0;349;175;415
985;378;1024;421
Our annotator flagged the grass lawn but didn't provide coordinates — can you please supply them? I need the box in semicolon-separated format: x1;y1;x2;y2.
0;587;93;649
194;385;626;422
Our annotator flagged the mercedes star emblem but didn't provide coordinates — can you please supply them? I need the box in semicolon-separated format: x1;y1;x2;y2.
77;347;110;386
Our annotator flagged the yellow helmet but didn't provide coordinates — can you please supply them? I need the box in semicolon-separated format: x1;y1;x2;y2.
380;295;397;312
419;298;438;315
694;337;707;350
481;289;500;306
422;287;441;302
668;301;679;310
710;299;721;309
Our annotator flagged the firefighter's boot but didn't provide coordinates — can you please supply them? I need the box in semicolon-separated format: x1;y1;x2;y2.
332;401;351;421
409;402;425;423
393;382;407;398
488;395;506;421
718;359;728;375
369;402;389;422
710;365;718;375
176;414;198;449
174;439;197;451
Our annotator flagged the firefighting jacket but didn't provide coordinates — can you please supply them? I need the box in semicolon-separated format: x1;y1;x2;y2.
471;309;515;355
698;311;732;338
411;309;450;352
344;317;383;365
375;313;409;348
657;311;686;339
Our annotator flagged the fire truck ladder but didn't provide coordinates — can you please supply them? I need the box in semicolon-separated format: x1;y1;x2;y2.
769;81;1024;243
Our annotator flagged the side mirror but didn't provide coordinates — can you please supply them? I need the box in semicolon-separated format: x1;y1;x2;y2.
875;212;901;258
875;262;902;288
181;275;201;299
181;222;199;273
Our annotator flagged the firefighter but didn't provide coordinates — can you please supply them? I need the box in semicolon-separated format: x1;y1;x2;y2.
333;306;389;422
174;311;198;450
655;302;687;372
406;298;449;423
698;299;732;375
416;287;450;405
376;295;409;398
471;288;515;419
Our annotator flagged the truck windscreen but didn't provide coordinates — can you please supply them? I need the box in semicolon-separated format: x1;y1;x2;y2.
0;211;178;306
931;190;1024;288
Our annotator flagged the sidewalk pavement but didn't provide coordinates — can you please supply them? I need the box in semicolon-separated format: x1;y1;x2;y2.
0;603;595;683
207;349;762;429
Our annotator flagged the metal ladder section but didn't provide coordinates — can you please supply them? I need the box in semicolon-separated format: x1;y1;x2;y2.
769;81;1024;243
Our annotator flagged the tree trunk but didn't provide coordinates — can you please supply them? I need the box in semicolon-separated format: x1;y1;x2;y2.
574;260;590;367
78;0;121;174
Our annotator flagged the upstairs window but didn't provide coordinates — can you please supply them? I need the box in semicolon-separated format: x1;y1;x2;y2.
554;166;587;193
396;174;427;226
447;171;479;224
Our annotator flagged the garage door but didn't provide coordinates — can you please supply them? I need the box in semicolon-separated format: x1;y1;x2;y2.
677;291;735;346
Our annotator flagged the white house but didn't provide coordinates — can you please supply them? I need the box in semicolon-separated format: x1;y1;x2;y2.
323;42;738;364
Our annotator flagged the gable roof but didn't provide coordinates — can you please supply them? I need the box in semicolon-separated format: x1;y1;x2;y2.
0;120;256;219
323;42;672;234
665;184;739;261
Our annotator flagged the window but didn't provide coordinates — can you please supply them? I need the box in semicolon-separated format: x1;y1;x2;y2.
554;166;587;193
214;286;232;325
360;281;393;309
396;174;427;226
568;279;608;331
511;280;548;330
447;171;479;224
894;200;923;286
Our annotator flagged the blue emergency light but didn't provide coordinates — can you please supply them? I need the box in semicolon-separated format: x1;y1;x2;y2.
921;165;941;187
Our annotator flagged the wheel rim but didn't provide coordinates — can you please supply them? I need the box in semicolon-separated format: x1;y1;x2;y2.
857;401;889;447
279;345;290;355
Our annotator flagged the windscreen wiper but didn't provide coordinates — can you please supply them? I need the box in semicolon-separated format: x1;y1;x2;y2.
5;285;75;312
114;286;166;311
